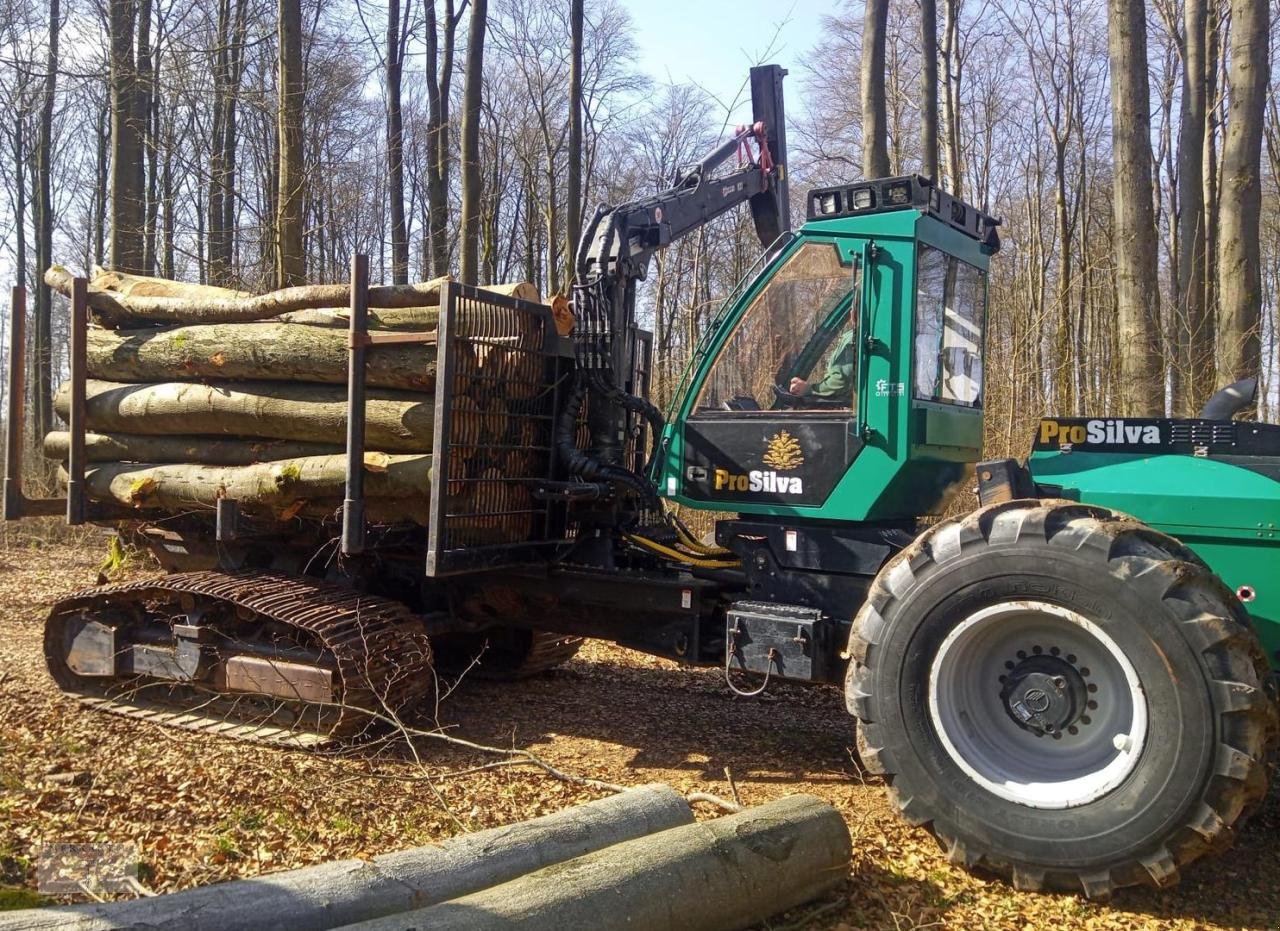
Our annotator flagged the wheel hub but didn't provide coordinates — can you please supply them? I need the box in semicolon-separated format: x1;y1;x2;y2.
1000;654;1088;735
928;600;1148;809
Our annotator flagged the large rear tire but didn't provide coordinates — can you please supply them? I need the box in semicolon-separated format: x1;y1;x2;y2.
847;500;1276;897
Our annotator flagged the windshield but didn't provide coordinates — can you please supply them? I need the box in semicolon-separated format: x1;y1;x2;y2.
694;241;857;413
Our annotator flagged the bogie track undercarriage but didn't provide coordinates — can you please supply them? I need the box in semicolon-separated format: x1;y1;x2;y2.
44;571;435;747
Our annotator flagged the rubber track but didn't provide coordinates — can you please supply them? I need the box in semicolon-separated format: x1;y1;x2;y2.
44;571;434;748
505;633;584;678
846;499;1278;898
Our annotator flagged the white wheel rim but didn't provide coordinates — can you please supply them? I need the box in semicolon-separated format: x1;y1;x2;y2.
928;600;1148;809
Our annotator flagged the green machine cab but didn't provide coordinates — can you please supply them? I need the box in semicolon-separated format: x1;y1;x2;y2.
657;175;997;524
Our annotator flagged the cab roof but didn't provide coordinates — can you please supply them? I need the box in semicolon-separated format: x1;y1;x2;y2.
805;175;1001;253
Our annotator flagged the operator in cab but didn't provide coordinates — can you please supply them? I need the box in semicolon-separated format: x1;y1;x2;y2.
789;329;855;401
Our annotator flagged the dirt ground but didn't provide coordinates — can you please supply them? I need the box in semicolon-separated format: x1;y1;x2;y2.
1;541;1278;930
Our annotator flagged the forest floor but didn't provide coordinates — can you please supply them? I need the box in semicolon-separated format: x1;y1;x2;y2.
1;539;1278;930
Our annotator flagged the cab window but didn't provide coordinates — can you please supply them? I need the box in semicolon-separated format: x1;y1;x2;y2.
914;245;985;407
696;242;857;413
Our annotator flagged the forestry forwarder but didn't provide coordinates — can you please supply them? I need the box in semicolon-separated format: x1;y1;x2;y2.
5;64;1278;898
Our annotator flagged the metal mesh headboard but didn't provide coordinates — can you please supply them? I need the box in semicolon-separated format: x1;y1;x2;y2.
426;283;568;576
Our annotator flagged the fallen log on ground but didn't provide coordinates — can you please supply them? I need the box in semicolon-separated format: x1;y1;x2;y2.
56;380;435;452
0;785;694;931
44;432;343;465
47;266;452;326
76;454;432;522
340;794;851;931
85;322;436;391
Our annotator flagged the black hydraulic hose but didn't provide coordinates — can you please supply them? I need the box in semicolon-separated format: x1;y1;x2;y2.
576;205;608;281
1200;377;1258;420
555;375;658;503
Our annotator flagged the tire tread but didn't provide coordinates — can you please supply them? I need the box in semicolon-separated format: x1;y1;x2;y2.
846;498;1278;897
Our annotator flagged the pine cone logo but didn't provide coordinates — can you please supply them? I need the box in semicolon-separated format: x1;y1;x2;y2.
762;431;805;470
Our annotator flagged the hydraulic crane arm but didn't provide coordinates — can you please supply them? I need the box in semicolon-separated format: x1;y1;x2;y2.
577;65;789;287
560;66;789;505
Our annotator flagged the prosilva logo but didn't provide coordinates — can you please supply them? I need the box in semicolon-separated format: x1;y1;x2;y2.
713;431;806;495
1038;418;1162;447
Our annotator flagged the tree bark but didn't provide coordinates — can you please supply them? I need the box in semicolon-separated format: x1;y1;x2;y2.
1175;0;1209;414
57;379;435;452
109;0;146;273
425;0;461;279
90;266;251;300
0;786;693;931
136;0;155;274
44;431;342;465
387;0;410;284
1215;0;1269;389
348;795;851;931
1107;0;1163;414
84;322;436;391
940;0;963;196
78;454;432;520
276;0;306;287
94;99;109;267
208;0;248;284
45;267;451;326
275;281;540;328
160;91;176;278
32;0;60;450
458;0;488;284
920;0;939;181
566;0;584;289
861;0;891;179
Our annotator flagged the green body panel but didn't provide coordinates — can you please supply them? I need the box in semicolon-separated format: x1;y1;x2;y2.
1029;450;1280;668
656;209;992;521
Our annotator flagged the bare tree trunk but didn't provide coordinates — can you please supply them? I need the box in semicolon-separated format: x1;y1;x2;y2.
136;0;154;274
276;0;306;287
1107;0;1163;414
93;99;108;267
223;0;245;278
208;0;231;283
940;0;963;196
109;0;146;273
161;91;175;278
424;0;460;279
1203;0;1221;343
32;0;59;449
13;110;26;293
386;0;410;284
458;0;488;284
1176;0;1209;414
920;0;939;180
861;0;890;178
566;0;584;288
1215;0;1269;389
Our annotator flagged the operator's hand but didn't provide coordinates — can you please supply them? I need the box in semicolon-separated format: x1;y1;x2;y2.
789;377;809;396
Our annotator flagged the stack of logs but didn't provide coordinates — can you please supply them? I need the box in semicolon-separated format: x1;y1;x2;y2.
42;265;543;528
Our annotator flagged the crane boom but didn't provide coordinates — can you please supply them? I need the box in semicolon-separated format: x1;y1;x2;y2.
563;65;789;506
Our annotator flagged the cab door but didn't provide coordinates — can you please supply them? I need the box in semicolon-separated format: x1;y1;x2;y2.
676;238;869;510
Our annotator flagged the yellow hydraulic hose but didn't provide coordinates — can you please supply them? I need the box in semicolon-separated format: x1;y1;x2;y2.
624;533;741;569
